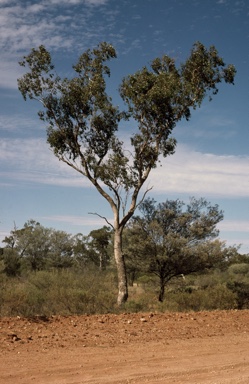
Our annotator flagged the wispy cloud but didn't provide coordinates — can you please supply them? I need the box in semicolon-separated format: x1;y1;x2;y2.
0;230;10;241
0;114;41;132
0;0;113;50
0;0;118;88
1;137;249;198
85;0;109;5
0;138;89;188
217;221;249;252
218;220;249;233
41;214;113;228
148;144;249;198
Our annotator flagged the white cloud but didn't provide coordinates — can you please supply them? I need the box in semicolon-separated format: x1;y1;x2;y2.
1;137;249;198
26;3;45;13
41;214;113;227
218;220;249;233
0;0;114;83
0;56;23;89
84;0;109;5
0;0;111;54
0;231;10;241
48;0;108;4
149;145;249;198
0;114;39;131
0;138;89;188
0;0;117;88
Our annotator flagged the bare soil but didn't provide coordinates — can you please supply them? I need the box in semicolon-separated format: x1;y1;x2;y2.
1;310;249;383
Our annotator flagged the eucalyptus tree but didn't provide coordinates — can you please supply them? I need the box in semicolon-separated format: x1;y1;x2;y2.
18;42;236;304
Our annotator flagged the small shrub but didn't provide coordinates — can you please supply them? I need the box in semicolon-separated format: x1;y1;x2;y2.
123;300;145;313
168;284;237;312
2;249;21;277
228;263;249;276
0;282;28;316
227;281;249;309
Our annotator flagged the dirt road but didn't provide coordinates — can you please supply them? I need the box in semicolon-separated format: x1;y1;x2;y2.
1;310;249;383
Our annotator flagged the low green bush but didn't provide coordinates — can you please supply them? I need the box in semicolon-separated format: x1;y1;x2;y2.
164;284;237;312
227;281;249;309
228;263;249;276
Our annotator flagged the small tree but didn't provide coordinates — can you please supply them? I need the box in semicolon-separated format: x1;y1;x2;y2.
18;42;236;304
47;229;74;269
3;220;49;271
72;233;89;268
125;197;234;302
87;226;112;270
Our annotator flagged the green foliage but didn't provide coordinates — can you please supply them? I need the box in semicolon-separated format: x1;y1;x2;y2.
1;248;21;277
86;226;112;270
122;300;146;313
224;261;249;309
120;42;236;170
18;43;125;190
228;263;249;275
227;281;249;309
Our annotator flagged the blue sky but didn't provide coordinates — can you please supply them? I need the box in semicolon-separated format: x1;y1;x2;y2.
0;0;248;253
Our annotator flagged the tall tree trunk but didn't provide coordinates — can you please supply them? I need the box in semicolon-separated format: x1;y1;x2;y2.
114;228;128;305
99;253;103;271
158;277;165;302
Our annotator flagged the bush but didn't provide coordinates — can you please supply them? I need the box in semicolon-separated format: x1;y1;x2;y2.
2;249;21;277
228;263;249;276
227;281;249;309
165;285;237;312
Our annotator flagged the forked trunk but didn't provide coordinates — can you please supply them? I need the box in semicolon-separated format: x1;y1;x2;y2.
114;228;128;305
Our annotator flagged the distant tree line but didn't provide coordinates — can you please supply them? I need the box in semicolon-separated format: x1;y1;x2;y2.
1;220;112;276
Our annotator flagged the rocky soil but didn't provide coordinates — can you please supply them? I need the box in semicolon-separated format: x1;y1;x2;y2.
1;310;249;383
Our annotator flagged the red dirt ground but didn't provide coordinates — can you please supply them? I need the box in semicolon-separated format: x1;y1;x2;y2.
1;310;249;383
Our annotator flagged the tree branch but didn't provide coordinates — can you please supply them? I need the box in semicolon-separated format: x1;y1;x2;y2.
88;212;114;230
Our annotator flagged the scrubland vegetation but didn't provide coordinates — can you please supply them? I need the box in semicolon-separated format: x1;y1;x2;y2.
1;196;249;317
1;242;248;317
